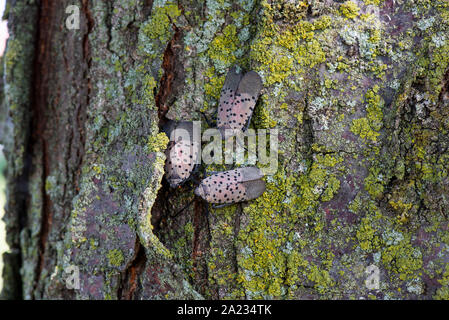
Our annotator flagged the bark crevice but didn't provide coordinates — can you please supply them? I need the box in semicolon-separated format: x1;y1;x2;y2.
118;239;147;300
32;0;55;297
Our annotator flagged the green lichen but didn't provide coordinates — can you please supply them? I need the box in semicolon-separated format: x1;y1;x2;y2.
207;24;239;67
370;62;388;79
271;0;309;24
339;1;360;20
250;2;327;89
350;86;384;143
419;40;449;100
252;95;277;129
356;204;383;252
203;66;225;101
148;132;170;153
107;249;124;267
351;118;380;142
364;166;385;199
362;0;385;6
434;265;449;299
4;39;22;78
235;148;343;297
389;200;414;224
313;15;332;30
141;3;181;43
381;240;423;281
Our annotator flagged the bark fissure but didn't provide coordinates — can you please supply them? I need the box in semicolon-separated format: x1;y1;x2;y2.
118;239;147;300
76;0;92;192
150;15;212;295
33;0;56;296
82;0;93;63
192;198;210;294
156;25;181;125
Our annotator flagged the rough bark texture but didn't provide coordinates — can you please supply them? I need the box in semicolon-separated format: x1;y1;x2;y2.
1;0;449;300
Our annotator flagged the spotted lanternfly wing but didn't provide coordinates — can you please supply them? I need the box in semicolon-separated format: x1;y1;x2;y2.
194;167;266;205
229;71;263;131
163;121;199;188
217;66;243;134
217;68;262;137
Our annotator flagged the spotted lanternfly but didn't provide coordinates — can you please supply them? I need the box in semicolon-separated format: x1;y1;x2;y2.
217;67;263;138
163;120;199;188
194;167;266;205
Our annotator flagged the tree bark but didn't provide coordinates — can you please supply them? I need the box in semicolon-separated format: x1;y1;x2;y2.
1;0;449;300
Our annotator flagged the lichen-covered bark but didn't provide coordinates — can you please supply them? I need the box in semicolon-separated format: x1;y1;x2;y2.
1;0;200;299
1;0;449;300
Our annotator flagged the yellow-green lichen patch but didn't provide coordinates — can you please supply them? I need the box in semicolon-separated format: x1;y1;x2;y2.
355;203;383;252
107;249;124;267
351;117;380;142
237;169;293;298
252;95;278;129
370;62;388;79
350;86;384;143
207;204;244;298
4;38;22;77
148;132;170;153
207;24;239;68
362;0;385;6
203;66;225;103
364;166;385;199
389;199;415;224
235;149;344;298
138;1;181;60
169;220;196;281
381;239;423;281
250;2;328;89
141;2;181;43
298;153;343;207
419;39;449;101
434;264;449;299
339;1;360;20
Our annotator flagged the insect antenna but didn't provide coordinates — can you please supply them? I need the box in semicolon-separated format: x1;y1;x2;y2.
170;197;195;218
200;111;217;128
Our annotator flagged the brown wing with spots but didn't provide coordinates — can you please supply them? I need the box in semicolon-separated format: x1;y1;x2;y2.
227;71;263;132
163;121;199;187
217;67;243;132
196;167;266;204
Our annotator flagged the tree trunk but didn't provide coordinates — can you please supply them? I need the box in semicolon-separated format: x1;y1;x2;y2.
1;0;449;300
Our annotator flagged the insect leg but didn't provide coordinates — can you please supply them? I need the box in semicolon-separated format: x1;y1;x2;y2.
170;198;195;218
211;203;233;209
200;111;216;128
